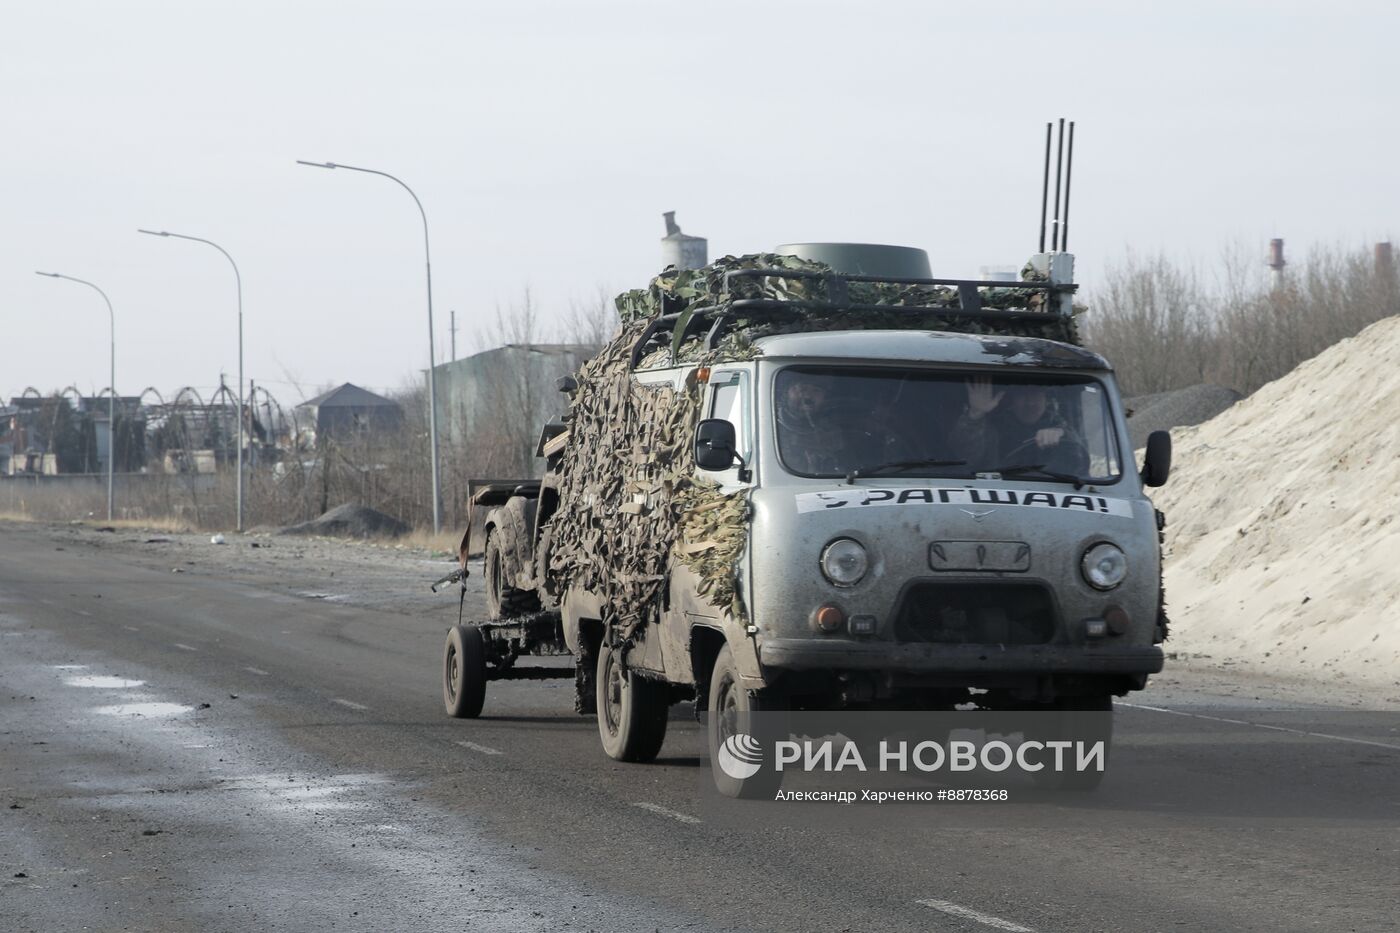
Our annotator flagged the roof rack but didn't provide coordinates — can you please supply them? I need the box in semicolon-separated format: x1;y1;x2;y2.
628;266;1077;369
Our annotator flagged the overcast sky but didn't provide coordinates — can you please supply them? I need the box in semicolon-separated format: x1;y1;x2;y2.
4;0;1394;405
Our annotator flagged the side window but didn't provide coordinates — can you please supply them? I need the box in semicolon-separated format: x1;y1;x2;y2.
1078;383;1121;478
708;370;751;464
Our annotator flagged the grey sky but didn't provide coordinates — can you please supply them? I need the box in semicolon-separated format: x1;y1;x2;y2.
5;0;1394;405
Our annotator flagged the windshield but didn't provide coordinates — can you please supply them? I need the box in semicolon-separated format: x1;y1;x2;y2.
773;366;1123;483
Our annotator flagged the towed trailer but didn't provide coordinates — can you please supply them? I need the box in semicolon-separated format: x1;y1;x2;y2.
435;480;580;719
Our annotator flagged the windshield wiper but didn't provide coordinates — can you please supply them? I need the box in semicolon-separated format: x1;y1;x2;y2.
990;463;1086;489
845;458;967;485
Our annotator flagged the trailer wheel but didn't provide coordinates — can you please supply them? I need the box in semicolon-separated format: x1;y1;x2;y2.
1028;694;1113;791
707;645;786;799
595;644;668;762
444;624;487;718
484;533;540;620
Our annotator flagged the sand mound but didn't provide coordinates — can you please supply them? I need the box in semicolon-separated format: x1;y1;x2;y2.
279;503;409;540
1151;316;1400;688
1125;384;1241;449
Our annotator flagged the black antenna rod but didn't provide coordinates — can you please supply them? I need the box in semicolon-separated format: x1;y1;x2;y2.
1062;121;1075;251
1051;118;1065;251
1038;122;1052;252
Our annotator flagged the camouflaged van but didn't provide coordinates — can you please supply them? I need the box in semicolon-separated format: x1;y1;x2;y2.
442;245;1172;792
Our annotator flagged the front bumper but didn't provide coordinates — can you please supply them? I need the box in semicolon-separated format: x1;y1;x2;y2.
759;639;1164;675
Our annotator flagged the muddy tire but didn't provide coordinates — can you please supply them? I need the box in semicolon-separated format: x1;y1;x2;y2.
443;624;487;719
707;645;786;799
595;643;668;762
1028;694;1113;791
484;533;539;620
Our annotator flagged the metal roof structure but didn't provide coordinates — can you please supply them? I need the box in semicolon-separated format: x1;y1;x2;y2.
298;383;400;410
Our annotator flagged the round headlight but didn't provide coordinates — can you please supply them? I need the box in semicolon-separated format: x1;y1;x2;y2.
1082;542;1128;590
821;538;868;587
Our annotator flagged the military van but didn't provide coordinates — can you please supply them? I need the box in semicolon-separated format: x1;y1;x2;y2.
440;243;1172;795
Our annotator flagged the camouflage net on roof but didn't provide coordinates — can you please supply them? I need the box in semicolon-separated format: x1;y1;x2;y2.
621;253;1079;369
547;253;1079;631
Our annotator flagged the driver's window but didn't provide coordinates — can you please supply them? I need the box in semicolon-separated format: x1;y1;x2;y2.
708;370;751;465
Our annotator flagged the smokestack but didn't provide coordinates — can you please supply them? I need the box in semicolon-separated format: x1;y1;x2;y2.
1268;238;1286;291
1376;241;1394;278
660;212;707;270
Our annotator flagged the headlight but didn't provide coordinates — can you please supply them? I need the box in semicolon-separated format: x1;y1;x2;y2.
821;538;868;587
1082;542;1128;590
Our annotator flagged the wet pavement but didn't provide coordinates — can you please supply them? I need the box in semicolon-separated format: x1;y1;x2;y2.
2;521;1398;932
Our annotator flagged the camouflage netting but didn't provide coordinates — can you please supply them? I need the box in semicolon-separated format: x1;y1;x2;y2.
547;320;748;635
621;253;1080;368
548;253;1079;632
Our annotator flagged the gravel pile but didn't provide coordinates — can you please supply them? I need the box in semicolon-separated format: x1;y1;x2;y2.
1124;384;1241;448
279;503;409;540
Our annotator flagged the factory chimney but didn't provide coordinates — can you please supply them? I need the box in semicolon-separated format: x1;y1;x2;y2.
661;212;707;271
1268;238;1286;292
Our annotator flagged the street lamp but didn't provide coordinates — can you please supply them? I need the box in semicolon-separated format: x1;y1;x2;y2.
138;229;245;533
35;271;116;521
296;159;442;534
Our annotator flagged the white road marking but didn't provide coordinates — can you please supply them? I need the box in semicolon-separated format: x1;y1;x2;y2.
332;698;368;711
916;898;1036;932
454;740;502;756
632;801;701;825
65;675;146;689
53;664;88;670
74;609;92;617
1120;702;1400;752
94;702;194;718
244;666;270;676
122;626;139;632
173;643;197;652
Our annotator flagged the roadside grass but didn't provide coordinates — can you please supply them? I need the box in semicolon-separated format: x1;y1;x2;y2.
393;527;462;558
0;511;195;534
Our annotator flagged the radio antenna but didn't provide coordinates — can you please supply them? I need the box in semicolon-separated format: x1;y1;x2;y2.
1038;122;1052;252
1051;118;1066;251
1061;121;1075;251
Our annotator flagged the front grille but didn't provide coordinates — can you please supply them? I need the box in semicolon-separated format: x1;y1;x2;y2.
893;582;1057;645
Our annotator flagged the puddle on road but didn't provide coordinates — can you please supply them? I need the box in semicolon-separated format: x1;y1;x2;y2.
65;675;146;689
94;702;194;718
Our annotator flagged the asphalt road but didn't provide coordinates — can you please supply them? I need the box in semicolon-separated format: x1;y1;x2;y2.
2;523;1397;932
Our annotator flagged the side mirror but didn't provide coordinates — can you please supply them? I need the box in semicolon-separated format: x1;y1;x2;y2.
1141;430;1172;487
695;418;738;471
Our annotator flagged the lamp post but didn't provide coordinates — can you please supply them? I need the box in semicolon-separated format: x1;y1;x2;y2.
296;160;442;534
35;271;116;521
138;229;245;533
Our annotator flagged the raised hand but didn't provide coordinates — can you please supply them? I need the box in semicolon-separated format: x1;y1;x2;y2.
966;377;1005;419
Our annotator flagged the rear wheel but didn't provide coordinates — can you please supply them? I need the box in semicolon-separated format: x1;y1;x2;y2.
708;645;786;799
443;624;487;718
596;643;669;762
484;533;540;619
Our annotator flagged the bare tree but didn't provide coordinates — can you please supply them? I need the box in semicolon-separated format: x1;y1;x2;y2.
564;285;620;346
1085;241;1400;399
1081;251;1213;396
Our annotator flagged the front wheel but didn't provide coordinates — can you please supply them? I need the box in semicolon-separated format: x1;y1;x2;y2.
596;643;669;762
707;645;786;799
443;624;487;718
